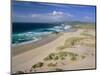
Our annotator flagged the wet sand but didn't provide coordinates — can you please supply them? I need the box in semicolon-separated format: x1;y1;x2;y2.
12;33;62;56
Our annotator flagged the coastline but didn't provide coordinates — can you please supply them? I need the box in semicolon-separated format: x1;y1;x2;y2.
12;28;95;73
12;32;62;56
12;28;77;56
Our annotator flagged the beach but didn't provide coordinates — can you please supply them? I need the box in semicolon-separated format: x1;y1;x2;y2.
11;1;96;74
12;32;62;56
12;25;96;73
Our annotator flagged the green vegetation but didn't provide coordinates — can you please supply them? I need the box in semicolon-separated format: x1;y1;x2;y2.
44;51;78;61
58;51;68;60
67;52;78;61
47;63;57;67
64;37;84;46
70;56;77;61
44;53;59;61
32;62;44;69
78;37;95;47
57;35;95;51
57;37;85;50
81;55;86;59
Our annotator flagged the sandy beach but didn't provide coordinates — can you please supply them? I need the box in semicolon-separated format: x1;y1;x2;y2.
12;1;96;74
12;32;62;56
12;27;96;74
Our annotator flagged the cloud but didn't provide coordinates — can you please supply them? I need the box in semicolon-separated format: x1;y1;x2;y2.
52;11;63;15
14;11;74;23
84;16;91;19
31;11;74;22
31;11;64;17
83;16;92;21
81;16;95;22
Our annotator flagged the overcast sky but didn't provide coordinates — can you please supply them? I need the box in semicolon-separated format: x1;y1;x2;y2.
12;1;96;23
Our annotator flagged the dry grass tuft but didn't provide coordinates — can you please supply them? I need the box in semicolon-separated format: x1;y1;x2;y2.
81;55;86;59
44;51;78;61
47;63;57;67
57;37;85;50
32;62;44;69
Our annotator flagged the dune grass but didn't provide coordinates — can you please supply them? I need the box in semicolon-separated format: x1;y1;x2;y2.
47;63;57;67
32;62;44;69
44;51;78;61
58;51;68;60
57;37;85;50
70;56;77;61
81;55;86;59
78;37;95;47
43;53;59;61
57;33;95;51
64;37;84;46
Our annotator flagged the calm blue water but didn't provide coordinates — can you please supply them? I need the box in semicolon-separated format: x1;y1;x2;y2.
12;23;71;44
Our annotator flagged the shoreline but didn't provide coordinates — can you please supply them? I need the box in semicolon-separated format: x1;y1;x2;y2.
12;28;77;56
12;32;62;56
12;27;76;47
12;28;95;73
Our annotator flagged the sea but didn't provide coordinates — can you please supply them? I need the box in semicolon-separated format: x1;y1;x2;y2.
12;22;72;45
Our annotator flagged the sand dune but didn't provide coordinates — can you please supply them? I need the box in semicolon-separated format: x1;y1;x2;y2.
12;29;95;73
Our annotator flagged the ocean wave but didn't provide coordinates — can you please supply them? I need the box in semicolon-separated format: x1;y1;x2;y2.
12;24;72;44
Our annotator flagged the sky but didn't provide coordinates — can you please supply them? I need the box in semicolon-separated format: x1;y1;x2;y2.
12;1;96;23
